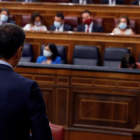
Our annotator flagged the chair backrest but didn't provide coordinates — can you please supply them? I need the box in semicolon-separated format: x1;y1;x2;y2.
41;45;67;64
103;47;130;68
49;123;64;140
20;43;33;62
22;15;31;27
93;18;103;27
114;18;136;32
73;45;99;66
64;16;79;31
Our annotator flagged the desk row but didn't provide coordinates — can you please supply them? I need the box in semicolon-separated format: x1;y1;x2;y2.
22;43;140;69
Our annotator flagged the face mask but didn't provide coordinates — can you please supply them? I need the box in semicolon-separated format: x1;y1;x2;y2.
43;50;52;57
1;14;8;22
34;21;41;26
54;21;61;28
84;18;92;25
118;23;127;30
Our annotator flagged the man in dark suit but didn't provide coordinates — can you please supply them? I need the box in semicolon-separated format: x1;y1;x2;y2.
50;13;73;32
101;0;124;4
131;0;139;5
77;10;103;33
72;0;93;4
0;23;52;140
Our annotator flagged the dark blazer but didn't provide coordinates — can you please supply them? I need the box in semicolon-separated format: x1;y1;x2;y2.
101;0;124;4
131;0;139;5
72;0;93;4
50;24;73;31
6;20;15;24
0;64;52;140
77;23;103;33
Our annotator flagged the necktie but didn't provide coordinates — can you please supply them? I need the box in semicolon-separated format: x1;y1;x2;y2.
86;25;89;33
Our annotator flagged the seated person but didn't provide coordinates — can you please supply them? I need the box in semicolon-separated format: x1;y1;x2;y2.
23;12;47;31
72;0;93;4
50;13;73;32
0;8;15;25
120;54;140;69
131;0;140;5
77;10;103;33
36;43;62;64
16;0;39;2
101;0;124;4
112;16;134;35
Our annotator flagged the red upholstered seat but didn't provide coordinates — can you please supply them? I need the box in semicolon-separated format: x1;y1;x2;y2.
92;18;103;27
50;123;64;140
21;15;31;27
64;16;79;31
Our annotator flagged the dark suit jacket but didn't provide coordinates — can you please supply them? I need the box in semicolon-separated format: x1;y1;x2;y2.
77;23;103;33
72;0;93;4
50;24;73;31
0;64;52;140
101;0;124;4
131;0;139;5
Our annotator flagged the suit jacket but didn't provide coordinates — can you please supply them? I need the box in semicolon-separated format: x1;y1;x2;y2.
77;23;103;33
72;0;93;4
101;0;124;4
0;64;52;140
50;24;73;31
131;0;139;5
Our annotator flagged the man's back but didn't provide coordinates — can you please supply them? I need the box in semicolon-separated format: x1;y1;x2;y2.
0;64;52;140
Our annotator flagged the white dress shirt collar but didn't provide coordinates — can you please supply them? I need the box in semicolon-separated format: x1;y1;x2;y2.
109;0;116;5
79;0;87;4
0;60;13;69
85;22;94;33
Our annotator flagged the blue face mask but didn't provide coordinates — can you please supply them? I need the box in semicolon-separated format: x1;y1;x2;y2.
0;14;8;22
54;21;61;28
118;23;127;30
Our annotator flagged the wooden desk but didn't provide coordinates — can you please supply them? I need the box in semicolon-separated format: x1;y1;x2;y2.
15;63;140;140
25;31;140;64
1;2;140;32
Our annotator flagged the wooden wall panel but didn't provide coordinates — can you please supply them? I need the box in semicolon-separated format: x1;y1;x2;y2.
73;90;137;129
40;87;54;122
56;88;69;126
15;66;140;140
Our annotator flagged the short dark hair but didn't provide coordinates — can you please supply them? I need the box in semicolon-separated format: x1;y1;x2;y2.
0;23;25;59
30;12;44;25
82;10;92;16
1;8;10;16
55;13;64;20
117;15;131;29
46;43;58;60
121;54;137;68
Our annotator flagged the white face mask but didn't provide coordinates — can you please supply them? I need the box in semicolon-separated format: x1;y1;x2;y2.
43;50;52;57
54;21;61;28
1;14;8;22
34;21;41;26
